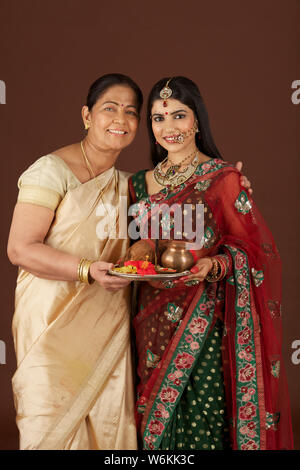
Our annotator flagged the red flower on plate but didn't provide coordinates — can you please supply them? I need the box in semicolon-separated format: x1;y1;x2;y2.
124;260;139;267
124;260;157;275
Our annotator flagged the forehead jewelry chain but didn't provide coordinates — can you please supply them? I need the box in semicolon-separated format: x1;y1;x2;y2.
159;78;173;107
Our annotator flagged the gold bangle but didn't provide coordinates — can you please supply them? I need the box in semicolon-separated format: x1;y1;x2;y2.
205;257;222;283
79;259;86;283
81;261;90;284
78;258;95;284
83;260;94;284
78;258;85;281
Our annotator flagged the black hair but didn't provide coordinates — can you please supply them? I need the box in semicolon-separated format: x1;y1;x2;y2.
147;76;223;166
86;73;143;115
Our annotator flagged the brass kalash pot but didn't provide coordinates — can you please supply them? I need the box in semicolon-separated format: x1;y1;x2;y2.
161;240;195;272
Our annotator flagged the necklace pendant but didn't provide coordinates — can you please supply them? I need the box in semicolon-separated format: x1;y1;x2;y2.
165;165;180;180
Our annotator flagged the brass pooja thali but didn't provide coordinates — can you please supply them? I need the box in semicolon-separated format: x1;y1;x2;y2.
108;265;190;281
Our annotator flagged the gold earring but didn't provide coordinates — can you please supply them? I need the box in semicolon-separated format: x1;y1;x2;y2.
84;121;91;130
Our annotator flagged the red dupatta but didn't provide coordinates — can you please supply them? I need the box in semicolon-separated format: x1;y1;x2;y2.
129;158;293;450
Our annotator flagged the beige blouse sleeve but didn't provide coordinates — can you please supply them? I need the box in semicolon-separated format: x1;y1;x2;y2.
17;154;79;211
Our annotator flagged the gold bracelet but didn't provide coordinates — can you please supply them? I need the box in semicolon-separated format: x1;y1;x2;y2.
78;258;86;283
82;260;94;284
205;257;223;283
78;258;95;284
78;258;85;281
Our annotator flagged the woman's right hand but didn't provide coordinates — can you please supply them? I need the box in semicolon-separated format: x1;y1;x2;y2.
89;261;131;291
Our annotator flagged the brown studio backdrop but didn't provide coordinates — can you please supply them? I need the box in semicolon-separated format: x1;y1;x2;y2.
0;0;299;450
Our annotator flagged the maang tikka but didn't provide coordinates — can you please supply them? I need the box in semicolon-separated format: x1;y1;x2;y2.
159;78;173;107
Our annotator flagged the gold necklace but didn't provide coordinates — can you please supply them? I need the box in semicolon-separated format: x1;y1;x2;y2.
164;148;197;169
80;140;116;191
80;140;117;193
80;140;118;239
154;152;199;190
160;149;197;181
80;140;100;186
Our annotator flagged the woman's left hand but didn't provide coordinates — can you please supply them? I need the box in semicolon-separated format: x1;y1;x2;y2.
235;161;253;195
177;257;213;283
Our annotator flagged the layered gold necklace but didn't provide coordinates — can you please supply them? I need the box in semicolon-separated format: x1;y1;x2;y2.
153;150;199;190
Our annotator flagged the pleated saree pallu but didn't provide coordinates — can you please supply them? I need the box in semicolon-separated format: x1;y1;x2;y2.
12;164;137;450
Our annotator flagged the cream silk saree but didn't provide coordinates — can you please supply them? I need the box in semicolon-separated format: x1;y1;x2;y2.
12;157;137;450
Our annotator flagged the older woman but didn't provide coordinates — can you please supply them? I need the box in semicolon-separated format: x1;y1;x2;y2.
7;73;251;450
7;74;143;450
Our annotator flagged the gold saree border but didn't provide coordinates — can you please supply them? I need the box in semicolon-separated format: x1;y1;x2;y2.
18;184;62;211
